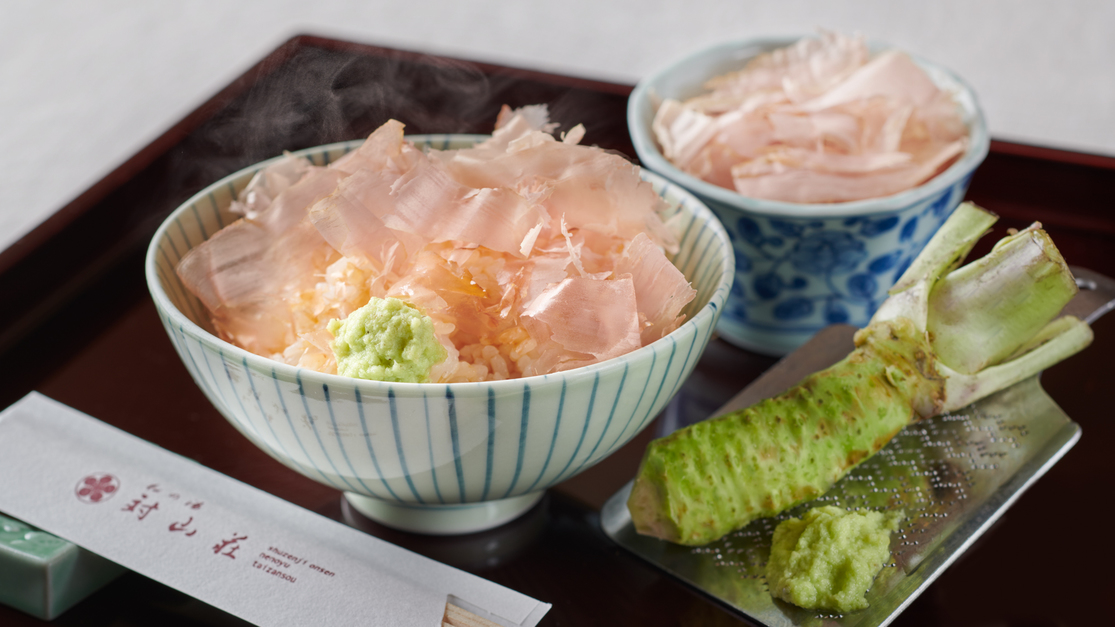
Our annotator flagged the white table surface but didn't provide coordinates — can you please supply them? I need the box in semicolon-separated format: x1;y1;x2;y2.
2;0;1112;256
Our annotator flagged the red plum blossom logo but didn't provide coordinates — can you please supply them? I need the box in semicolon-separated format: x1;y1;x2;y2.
75;473;120;504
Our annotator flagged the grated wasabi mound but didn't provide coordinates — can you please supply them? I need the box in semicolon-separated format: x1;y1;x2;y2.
328;297;447;383
766;506;903;613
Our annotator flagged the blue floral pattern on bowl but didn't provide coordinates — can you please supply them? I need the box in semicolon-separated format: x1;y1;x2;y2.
703;175;973;354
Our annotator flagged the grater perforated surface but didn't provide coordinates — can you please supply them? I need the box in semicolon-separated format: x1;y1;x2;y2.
602;372;1080;627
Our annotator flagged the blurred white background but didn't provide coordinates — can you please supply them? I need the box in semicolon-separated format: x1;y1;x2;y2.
2;0;1112;254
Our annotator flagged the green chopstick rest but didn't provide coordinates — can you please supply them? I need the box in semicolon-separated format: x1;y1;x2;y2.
0;511;126;620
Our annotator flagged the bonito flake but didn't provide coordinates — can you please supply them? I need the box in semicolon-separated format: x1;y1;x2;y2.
177;106;696;382
653;31;970;203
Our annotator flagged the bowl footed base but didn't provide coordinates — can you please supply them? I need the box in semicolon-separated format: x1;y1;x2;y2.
343;491;545;535
715;317;822;357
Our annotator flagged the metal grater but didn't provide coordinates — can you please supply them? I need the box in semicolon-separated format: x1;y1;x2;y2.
600;267;1113;627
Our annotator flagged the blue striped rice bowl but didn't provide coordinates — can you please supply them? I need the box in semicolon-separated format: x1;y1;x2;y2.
145;135;735;534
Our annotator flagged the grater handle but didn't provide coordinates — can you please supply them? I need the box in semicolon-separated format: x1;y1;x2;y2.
1065;266;1115;325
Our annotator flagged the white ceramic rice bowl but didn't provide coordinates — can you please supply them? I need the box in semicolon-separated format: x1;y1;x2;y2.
145;135;734;534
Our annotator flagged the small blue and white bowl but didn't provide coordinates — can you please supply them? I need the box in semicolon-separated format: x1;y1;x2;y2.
629;36;990;356
146;135;734;535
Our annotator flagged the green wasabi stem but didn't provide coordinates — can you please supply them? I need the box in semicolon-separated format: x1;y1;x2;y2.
927;226;1078;374
628;202;1093;546
872;203;1094;413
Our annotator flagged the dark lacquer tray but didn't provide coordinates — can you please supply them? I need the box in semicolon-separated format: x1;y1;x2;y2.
1;35;1113;627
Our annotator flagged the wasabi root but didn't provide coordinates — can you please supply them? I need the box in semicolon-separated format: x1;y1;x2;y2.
628;202;1093;545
